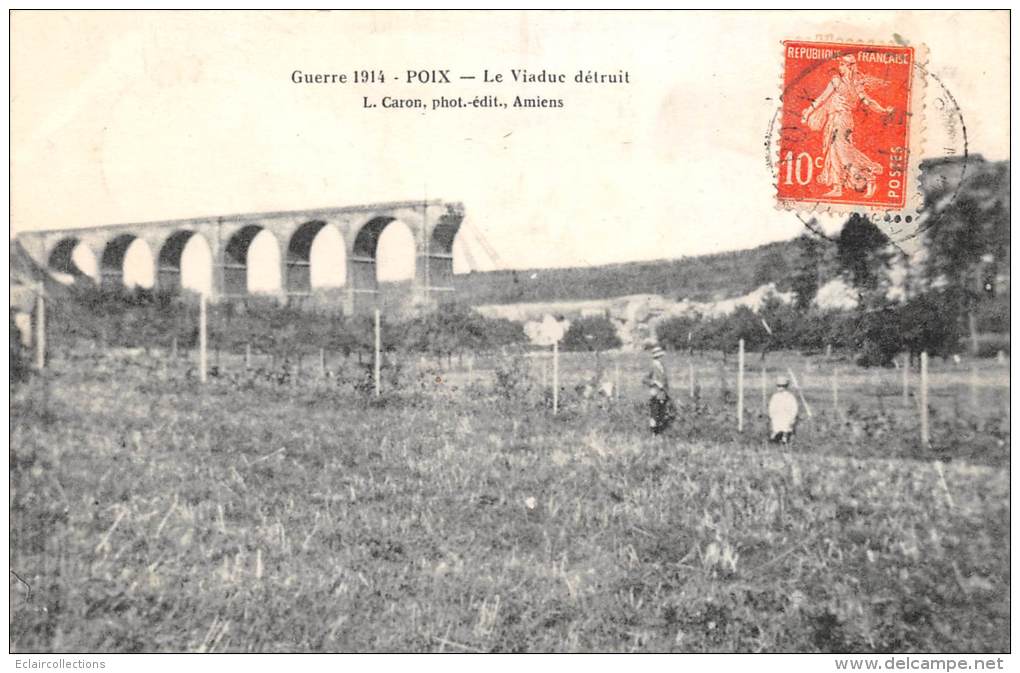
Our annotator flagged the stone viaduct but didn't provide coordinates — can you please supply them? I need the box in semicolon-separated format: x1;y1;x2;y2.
16;200;465;315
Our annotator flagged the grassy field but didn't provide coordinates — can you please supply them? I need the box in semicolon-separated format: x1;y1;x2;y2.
9;348;1010;652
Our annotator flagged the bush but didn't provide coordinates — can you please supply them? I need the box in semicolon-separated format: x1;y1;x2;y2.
44;287;528;362
851;308;903;367
898;289;965;360
975;334;1010;358
656;314;700;352
561;315;622;352
975;294;1009;333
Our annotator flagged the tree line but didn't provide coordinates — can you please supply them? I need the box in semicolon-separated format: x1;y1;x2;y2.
44;285;527;362
657;159;1009;366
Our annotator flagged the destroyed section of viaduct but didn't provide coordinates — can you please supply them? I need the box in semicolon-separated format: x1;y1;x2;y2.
16;200;466;315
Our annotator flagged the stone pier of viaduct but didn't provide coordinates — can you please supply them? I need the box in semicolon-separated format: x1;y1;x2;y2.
16;200;465;315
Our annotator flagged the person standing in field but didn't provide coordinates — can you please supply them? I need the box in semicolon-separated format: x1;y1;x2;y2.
768;376;799;444
643;345;674;435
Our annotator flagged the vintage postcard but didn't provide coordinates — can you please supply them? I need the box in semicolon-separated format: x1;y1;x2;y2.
8;9;1010;665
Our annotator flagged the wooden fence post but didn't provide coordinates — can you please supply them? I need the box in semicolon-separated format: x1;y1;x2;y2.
199;294;208;384
761;363;767;409
831;367;839;416
920;352;929;446
970;363;979;410
614;361;621;400
374;308;381;397
689;359;695;398
902;355;910;406
552;341;559;415
34;291;45;370
786;367;813;418
737;339;744;432
320;348;326;378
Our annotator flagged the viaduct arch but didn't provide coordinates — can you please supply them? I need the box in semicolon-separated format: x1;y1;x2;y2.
16;200;466;315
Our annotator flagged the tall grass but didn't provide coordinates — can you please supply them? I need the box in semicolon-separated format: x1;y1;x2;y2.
9;350;1009;652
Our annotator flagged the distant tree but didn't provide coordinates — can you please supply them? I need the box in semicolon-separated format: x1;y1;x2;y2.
836;214;893;303
752;245;792;289
758;297;802;351
561;316;622;352
656;315;700;352
400;306;525;361
482;316;528;348
898;288;965;361
721;306;770;352
851;307;903;367
975;293;1009;333
923;191;1011;351
790;232;825;310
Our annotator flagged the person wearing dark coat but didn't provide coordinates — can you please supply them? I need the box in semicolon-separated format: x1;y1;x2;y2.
643;346;674;435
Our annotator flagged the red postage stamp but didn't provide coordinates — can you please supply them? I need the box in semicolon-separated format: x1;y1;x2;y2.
776;40;923;213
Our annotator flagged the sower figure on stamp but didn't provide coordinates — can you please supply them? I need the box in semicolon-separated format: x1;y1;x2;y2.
643;345;675;435
768;376;799;444
800;54;894;199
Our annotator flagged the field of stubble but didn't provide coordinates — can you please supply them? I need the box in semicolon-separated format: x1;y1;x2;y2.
9;350;1010;652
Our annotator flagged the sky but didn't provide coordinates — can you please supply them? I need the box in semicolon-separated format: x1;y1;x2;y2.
10;11;1010;293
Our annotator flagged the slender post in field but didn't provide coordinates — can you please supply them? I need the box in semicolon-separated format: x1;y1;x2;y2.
786;367;813;418
688;360;695;398
320;348;326;378
920;352;930;446
737;339;745;432
761;363;767;409
614;361;621;400
34;291;45;370
374;308;381;397
902;355;910;406
199;293;208;384
970;363;979;410
831;367;839;415
245;343;252;369
171;336;178;360
553;340;559;415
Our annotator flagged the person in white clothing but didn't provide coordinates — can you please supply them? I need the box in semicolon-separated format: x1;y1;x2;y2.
768;376;799;444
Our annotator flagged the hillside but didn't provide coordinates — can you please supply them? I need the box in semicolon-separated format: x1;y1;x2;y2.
450;155;1008;308
450;239;798;306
